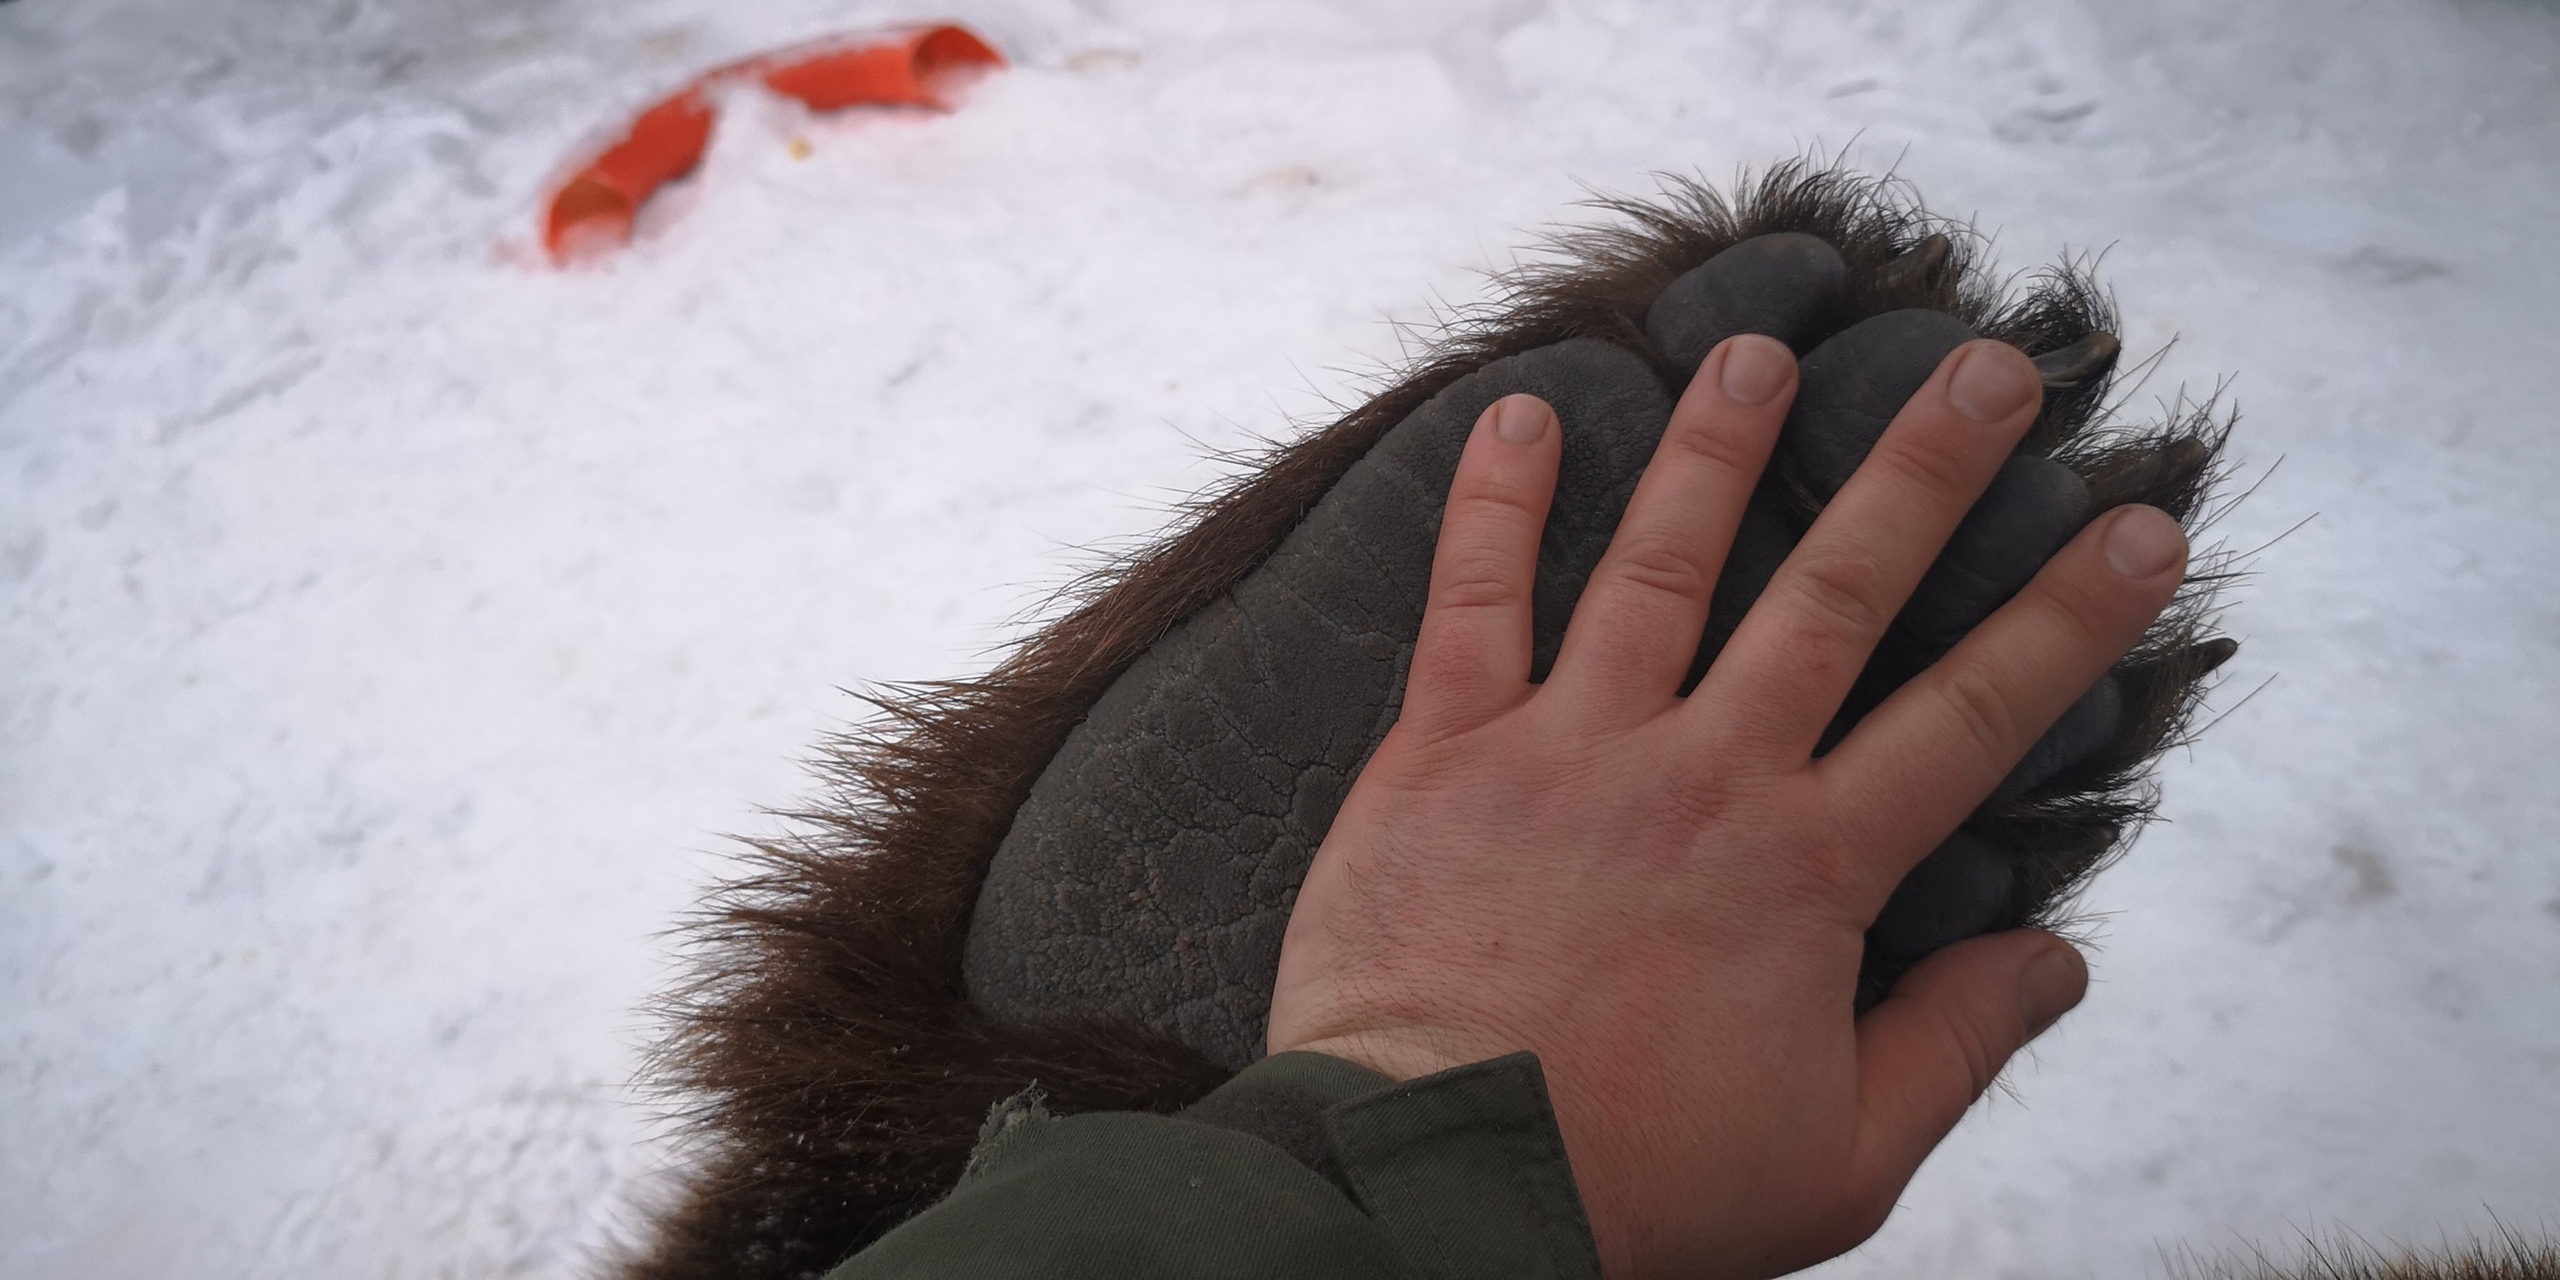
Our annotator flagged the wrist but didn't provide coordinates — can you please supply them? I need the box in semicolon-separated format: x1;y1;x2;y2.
1274;1023;1529;1083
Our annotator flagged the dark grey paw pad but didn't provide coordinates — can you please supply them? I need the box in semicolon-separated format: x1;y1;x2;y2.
1645;232;1848;372
1900;456;2093;652
1780;309;1979;498
1865;832;2015;978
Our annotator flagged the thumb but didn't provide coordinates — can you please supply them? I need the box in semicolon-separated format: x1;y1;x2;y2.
1846;930;2087;1200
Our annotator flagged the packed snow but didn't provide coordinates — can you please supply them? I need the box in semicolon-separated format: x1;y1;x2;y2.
5;0;2557;1276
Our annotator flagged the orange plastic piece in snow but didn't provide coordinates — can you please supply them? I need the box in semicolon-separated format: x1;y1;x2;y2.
542;24;1004;260
543;87;717;256
758;24;1003;109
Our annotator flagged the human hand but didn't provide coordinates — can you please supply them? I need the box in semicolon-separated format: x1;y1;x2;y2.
1265;334;2189;1280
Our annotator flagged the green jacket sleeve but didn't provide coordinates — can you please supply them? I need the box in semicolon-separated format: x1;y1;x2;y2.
825;1050;1604;1280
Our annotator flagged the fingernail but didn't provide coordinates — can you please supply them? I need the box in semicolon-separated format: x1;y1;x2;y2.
1493;394;1551;444
2102;505;2186;579
1947;342;2040;424
2018;946;2087;1038
1718;335;1793;405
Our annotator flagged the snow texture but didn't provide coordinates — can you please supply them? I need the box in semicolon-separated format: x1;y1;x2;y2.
3;0;2557;1277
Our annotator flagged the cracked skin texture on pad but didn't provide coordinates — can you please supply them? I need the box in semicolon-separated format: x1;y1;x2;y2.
965;340;1673;1069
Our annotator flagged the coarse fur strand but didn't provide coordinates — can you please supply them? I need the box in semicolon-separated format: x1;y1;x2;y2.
2173;1231;2560;1280
613;162;2240;1280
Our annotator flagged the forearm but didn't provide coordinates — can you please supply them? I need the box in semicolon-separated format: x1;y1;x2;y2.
829;1051;1601;1280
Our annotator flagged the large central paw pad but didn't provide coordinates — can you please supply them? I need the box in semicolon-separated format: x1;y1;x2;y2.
965;339;1673;1067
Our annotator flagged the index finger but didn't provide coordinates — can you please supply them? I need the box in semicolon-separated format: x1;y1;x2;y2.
1398;394;1565;739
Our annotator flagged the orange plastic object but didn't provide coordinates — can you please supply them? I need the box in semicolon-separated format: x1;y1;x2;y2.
758;24;1002;109
542;24;1004;260
543;87;716;256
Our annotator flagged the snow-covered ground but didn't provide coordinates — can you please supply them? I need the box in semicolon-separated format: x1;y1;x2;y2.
5;1;2557;1276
